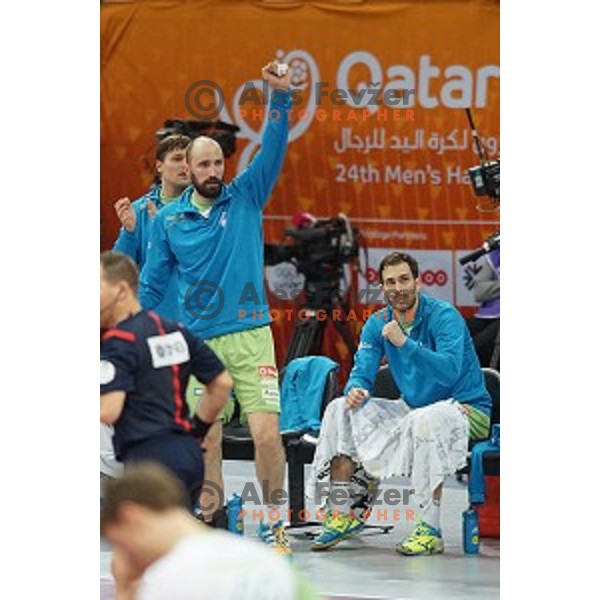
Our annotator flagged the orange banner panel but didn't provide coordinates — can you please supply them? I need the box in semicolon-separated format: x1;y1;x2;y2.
101;0;499;375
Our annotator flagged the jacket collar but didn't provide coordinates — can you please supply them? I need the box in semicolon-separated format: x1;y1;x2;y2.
174;184;231;214
147;183;163;208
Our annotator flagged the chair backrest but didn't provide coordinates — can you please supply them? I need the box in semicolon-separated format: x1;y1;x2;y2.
373;366;499;426
481;367;500;425
373;366;401;399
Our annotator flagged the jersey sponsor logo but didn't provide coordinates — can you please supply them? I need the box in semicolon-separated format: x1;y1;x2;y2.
100;360;116;385
257;365;278;378
261;387;280;398
261;387;280;402
147;331;190;368
260;378;279;389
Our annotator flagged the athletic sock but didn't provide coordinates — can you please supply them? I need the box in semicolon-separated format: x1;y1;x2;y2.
420;499;441;531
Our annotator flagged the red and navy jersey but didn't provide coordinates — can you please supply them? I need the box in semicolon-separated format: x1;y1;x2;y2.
100;310;225;459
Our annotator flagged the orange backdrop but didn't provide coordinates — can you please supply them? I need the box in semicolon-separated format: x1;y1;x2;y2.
101;0;500;378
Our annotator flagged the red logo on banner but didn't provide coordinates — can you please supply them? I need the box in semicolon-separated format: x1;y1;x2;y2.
366;267;379;285
421;270;448;286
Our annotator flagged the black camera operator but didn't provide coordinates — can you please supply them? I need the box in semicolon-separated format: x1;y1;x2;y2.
461;108;500;370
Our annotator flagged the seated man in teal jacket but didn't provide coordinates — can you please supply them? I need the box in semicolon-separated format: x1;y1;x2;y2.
308;251;491;556
139;63;293;555
113;134;191;321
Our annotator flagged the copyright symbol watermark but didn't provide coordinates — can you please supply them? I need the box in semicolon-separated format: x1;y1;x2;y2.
383;289;400;305
184;280;224;321
184;80;225;120
197;480;224;513
188;479;224;513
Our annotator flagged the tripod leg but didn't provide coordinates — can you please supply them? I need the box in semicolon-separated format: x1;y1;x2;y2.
284;313;328;365
330;303;358;357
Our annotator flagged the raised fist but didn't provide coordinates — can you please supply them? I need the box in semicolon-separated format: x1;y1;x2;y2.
114;197;136;233
261;61;292;90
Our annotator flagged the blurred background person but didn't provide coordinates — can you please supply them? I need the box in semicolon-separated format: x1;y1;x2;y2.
113;134;191;321
464;247;500;370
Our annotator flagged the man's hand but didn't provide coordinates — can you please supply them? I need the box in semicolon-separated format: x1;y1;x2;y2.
382;320;407;348
346;387;369;410
262;61;292;90
114;197;136;233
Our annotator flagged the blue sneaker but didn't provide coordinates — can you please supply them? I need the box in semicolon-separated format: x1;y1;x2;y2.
257;520;292;556
311;511;364;551
396;520;444;556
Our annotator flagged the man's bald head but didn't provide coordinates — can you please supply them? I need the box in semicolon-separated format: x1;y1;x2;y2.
186;136;225;200
186;136;223;164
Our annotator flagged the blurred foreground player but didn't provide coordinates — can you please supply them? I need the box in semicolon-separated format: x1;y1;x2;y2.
100;251;232;505
101;463;320;600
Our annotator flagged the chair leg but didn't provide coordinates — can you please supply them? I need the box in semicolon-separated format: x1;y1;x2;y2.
287;444;305;525
286;443;321;531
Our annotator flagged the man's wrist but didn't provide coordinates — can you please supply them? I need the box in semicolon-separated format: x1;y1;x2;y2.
397;336;417;354
394;335;407;348
270;88;292;106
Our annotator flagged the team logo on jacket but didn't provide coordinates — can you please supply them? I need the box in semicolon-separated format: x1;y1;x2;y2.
165;213;186;223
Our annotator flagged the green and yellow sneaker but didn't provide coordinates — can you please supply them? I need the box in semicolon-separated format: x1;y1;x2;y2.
311;511;365;551
396;520;444;556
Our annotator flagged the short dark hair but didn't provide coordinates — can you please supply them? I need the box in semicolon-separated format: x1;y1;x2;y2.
155;134;191;162
100;463;187;534
100;251;139;295
378;251;419;283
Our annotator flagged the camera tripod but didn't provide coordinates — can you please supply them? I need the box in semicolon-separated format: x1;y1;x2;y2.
283;277;357;366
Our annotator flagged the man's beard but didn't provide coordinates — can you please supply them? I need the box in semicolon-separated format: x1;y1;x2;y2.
385;287;418;312
192;175;223;199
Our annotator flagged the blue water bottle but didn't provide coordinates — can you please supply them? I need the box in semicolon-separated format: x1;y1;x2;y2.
462;506;480;554
227;493;244;535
